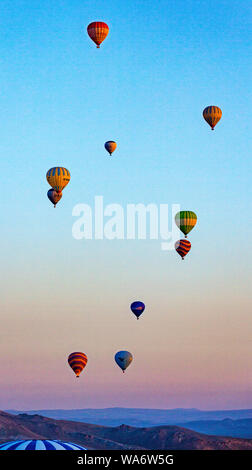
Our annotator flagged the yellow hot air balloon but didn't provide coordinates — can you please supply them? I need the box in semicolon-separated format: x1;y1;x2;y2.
203;106;222;130
46;167;71;192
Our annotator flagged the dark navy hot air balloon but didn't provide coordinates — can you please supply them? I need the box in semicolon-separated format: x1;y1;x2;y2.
47;189;62;207
130;301;145;320
115;351;133;373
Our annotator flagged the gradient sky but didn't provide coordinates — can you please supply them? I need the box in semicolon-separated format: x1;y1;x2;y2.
0;0;251;410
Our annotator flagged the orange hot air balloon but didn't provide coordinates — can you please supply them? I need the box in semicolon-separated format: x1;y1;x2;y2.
203;106;222;130
68;352;88;378
104;141;117;156
87;22;109;48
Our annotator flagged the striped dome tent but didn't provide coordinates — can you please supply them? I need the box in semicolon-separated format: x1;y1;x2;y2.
0;440;87;450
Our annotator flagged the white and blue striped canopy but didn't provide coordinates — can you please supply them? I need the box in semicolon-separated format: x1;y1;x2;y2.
0;439;87;450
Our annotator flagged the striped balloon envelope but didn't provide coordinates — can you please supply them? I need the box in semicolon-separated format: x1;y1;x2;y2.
87;22;109;48
68;352;88;378
0;440;87;450
46;167;71;192
203;106;222;130
175;239;191;260
175;211;197;237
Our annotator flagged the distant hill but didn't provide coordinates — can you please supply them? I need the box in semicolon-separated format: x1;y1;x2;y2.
0;411;137;450
1;410;252;450
6;407;252;428
180;418;252;439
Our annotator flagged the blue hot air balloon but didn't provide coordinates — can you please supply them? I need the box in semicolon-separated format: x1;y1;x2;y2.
47;189;62;207
115;350;133;373
0;440;87;450
130;301;145;320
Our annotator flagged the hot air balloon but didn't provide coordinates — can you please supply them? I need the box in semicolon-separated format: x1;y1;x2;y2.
130;301;145;320
87;22;109;48
115;351;133;373
175;239;191;260
46;167;70;192
47;189;62;208
68;352;88;378
0;440;87;450
104;141;117;156
203;106;222;130
175;211;197;238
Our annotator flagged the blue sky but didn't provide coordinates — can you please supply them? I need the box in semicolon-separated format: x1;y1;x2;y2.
0;0;251;409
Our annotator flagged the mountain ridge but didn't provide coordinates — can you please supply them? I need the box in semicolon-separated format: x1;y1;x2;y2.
6;407;252;428
1;410;252;450
179;418;252;439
